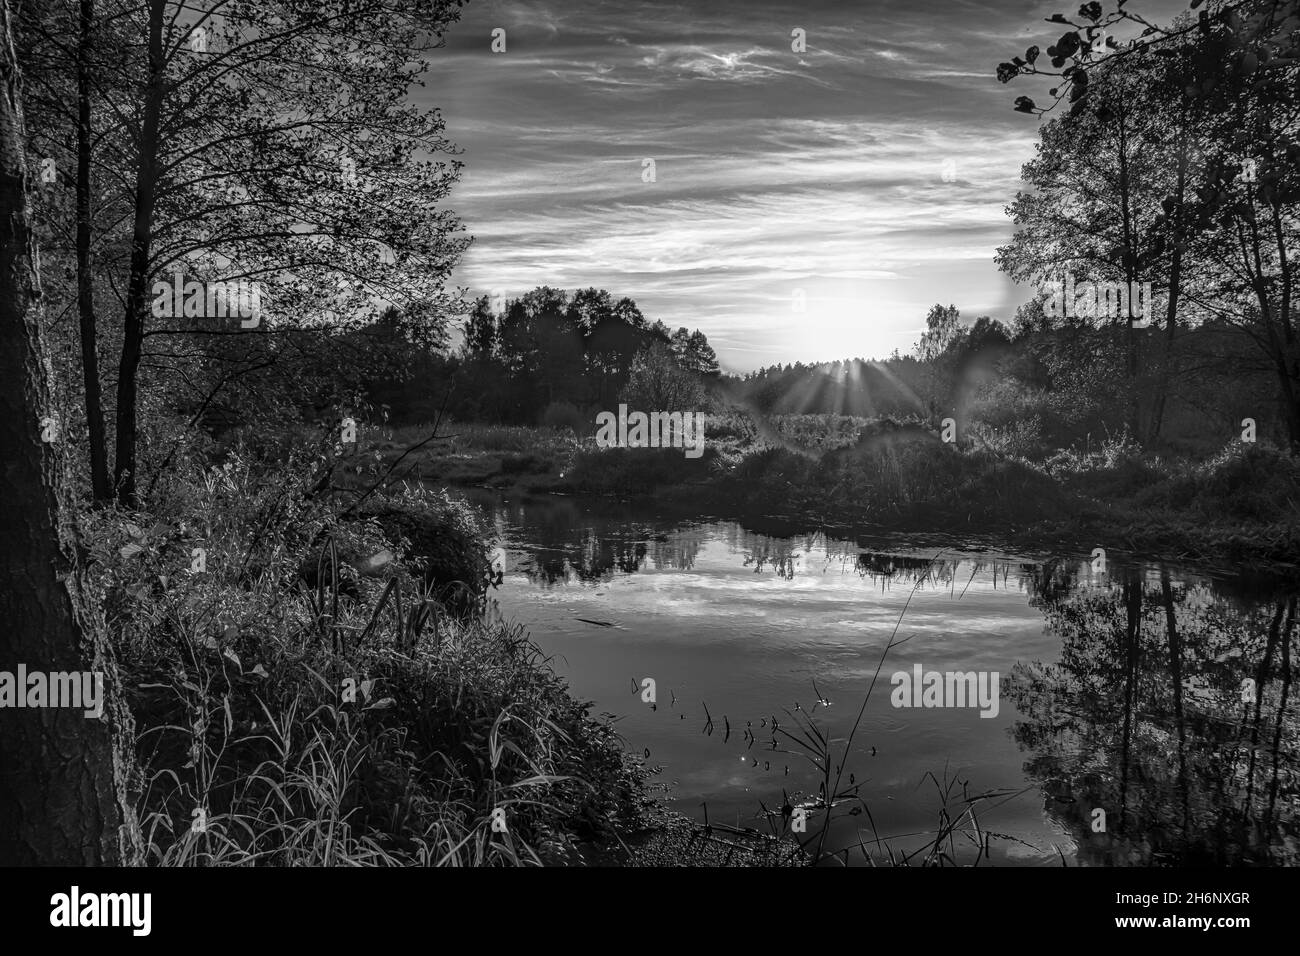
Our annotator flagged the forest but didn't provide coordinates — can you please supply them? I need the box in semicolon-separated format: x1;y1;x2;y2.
0;0;1296;872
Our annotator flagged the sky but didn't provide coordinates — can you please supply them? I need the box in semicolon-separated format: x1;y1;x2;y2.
424;0;1189;373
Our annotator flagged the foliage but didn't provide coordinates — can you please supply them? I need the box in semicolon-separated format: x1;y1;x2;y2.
78;445;648;866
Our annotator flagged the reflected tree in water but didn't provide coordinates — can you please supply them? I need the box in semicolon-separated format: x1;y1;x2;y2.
1008;566;1298;864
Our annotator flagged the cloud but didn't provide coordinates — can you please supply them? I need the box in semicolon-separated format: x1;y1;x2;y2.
424;0;1091;369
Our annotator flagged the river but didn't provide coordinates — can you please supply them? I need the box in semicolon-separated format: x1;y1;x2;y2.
455;488;1299;866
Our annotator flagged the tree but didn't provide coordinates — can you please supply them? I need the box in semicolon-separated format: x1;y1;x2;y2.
28;0;468;504
1000;1;1300;449
17;0;129;501
622;340;705;411
670;326;720;375
0;0;139;864
996;60;1170;437
463;294;498;359
915;303;963;361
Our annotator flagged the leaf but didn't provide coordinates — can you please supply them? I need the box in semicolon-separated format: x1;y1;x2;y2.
119;542;146;559
365;697;396;710
222;647;242;670
223;695;233;735
1014;96;1037;113
251;664;269;678
124;523;145;541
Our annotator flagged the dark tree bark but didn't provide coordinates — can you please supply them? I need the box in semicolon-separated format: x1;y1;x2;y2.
0;0;140;865
1148;120;1189;446
76;0;110;502
113;0;165;506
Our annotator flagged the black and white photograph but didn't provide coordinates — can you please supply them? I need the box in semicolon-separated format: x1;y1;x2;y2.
0;0;1295;936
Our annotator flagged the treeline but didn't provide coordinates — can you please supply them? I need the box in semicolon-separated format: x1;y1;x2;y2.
723;301;1284;456
367;287;720;425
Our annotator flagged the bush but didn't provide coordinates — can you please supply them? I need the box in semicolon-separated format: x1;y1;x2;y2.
1042;433;1167;499
80;446;647;866
359;486;495;615
968;377;1095;451
540;400;589;435
1133;442;1300;524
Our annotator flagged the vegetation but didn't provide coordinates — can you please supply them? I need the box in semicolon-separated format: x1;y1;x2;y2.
77;445;651;865
1;0;1295;867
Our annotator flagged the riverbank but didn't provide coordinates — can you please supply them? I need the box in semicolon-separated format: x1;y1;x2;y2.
82;443;707;865
358;416;1300;573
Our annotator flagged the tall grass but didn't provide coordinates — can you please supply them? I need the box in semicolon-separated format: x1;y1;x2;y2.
80;435;647;866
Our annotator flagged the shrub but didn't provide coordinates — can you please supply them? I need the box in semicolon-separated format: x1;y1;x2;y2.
80;446;647;866
540;400;589;435
359;486;495;615
1133;442;1300;524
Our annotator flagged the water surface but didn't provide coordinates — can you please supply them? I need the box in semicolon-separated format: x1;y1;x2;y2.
458;489;1299;866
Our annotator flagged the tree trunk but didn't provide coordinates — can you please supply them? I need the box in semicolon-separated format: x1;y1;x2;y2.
1160;574;1190;838
113;0;165;506
1115;109;1142;440
1148;123;1189;446
0;0;140;865
1118;573;1142;839
77;0;110;502
1265;597;1295;826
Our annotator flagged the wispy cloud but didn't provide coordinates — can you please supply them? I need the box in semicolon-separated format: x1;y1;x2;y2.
422;0;1184;370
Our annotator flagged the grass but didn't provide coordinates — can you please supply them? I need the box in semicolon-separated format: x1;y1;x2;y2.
353;422;581;492
554;413;1300;569
329;406;1300;568
80;433;650;866
329;407;1300;568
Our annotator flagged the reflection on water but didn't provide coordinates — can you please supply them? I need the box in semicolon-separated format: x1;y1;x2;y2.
459;489;1299;866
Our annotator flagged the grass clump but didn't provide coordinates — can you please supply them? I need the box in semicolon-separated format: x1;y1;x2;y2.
78;439;649;866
